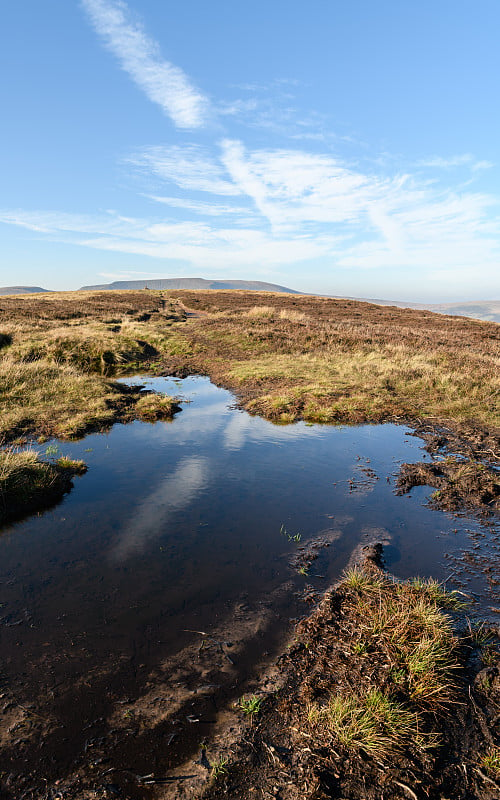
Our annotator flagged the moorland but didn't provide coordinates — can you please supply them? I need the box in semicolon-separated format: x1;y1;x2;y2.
0;288;499;800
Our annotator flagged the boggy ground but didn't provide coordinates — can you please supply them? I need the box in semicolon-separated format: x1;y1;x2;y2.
0;289;499;798
0;448;87;525
0;290;184;443
161;290;499;430
201;549;500;800
0;286;498;519
163;290;500;517
2;288;499;442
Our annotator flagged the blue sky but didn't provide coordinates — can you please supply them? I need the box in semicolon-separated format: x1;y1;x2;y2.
1;0;499;300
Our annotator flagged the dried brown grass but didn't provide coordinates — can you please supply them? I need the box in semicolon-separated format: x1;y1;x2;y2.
164;290;500;428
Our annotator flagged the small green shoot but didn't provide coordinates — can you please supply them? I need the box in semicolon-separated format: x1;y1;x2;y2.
481;644;499;666
481;748;500;777
389;667;406;685
280;523;301;543
239;694;262;721
211;757;229;780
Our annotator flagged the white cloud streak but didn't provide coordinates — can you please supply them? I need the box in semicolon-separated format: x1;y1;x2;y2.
418;154;493;171
81;0;208;128
145;194;257;221
129;145;239;195
2;141;499;291
111;455;208;561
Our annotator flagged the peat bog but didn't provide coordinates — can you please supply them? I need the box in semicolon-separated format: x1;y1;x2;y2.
0;289;499;798
0;376;498;799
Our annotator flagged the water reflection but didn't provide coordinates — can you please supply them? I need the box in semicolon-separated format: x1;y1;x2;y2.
111;455;209;562
0;375;497;701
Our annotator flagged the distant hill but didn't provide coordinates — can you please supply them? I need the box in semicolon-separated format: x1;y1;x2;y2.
80;277;300;294
1;279;497;323
0;286;50;295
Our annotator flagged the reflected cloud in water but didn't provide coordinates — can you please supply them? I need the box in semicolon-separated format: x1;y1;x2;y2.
111;454;209;562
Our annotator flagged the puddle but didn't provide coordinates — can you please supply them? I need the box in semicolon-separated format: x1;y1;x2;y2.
0;376;498;796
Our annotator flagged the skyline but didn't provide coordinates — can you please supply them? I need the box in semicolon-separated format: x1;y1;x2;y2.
1;1;499;301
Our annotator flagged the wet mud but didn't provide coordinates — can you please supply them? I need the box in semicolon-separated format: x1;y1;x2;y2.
201;549;500;800
396;457;500;516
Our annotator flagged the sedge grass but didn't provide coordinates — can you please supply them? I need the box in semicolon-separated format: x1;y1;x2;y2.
307;689;431;758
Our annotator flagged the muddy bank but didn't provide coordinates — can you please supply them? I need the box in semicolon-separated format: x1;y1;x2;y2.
396;457;500;515
0;454;87;526
393;419;500;519
201;549;500;800
411;419;500;465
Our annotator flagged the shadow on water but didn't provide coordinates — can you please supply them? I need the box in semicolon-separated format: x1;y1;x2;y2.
0;376;498;797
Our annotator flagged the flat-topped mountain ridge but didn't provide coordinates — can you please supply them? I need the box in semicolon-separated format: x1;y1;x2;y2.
79;277;300;293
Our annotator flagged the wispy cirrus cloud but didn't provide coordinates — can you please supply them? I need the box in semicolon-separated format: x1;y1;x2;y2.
81;0;209;128
418;153;493;171
128;145;239;195
0;207;333;270
2;140;499;290
145;195;257;221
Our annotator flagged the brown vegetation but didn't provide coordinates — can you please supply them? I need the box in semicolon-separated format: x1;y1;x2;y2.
161;289;500;431
0;290;183;442
1;288;498;443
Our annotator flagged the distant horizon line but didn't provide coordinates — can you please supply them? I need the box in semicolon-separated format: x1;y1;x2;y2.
0;278;498;307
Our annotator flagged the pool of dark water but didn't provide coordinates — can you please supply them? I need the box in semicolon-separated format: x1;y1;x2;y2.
0;376;498;793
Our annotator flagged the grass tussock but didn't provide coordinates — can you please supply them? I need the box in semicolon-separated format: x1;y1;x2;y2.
244;305;276;318
0;447;53;495
56;456;87;474
0;446;86;523
307;688;429;758
344;568;460;709
166;290;500;429
134;393;178;421
0;290;184;441
302;567;464;762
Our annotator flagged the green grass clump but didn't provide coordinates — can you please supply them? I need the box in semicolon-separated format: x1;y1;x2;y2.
343;566;385;594
56;456;87;474
407;577;468;610
0;446;87;523
481;748;500;777
238;694;262;718
307;689;427;758
347;575;460;709
0;447;53;496
300;568;462;761
134;393;177;421
210;756;229;781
